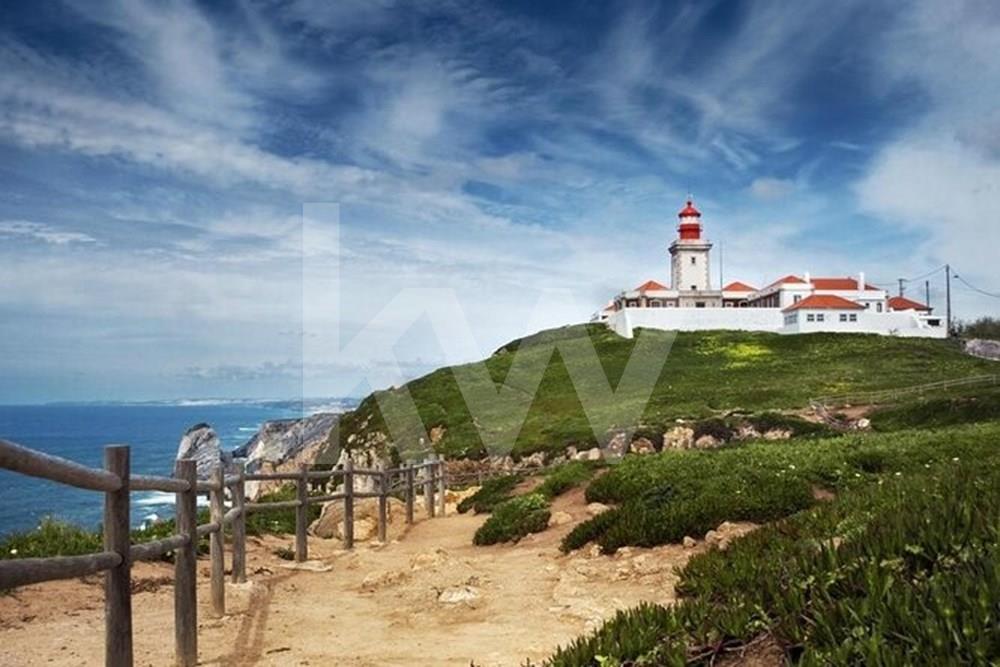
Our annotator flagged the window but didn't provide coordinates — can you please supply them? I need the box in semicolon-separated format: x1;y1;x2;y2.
690;257;696;265
817;314;825;322
840;314;848;322
793;295;802;303
877;303;883;313
807;314;816;322
849;314;858;322
690;285;697;291
695;302;706;308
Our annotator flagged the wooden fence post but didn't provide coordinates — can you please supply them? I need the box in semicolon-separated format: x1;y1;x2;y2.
423;457;435;518
437;458;446;517
343;459;354;550
404;464;415;525
295;464;308;563
231;461;247;584
377;462;388;543
104;445;133;667
174;459;198;667
209;464;225;617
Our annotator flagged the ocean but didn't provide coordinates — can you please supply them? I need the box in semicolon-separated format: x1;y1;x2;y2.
0;400;352;535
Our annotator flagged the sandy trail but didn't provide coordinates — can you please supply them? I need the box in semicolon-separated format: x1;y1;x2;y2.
0;489;703;666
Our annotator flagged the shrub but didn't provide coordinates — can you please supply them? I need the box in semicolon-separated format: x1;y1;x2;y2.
473;493;551;545
545;460;1000;666
457;474;522;514
536;461;597;499
244;484;322;536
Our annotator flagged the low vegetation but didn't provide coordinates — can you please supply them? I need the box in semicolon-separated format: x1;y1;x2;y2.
563;422;1000;554
325;326;995;461
473;462;599;545
956;315;1000;341
870;386;1000;431
545;458;1000;666
457;474;523;514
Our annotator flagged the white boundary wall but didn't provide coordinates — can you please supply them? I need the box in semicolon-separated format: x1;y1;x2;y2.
607;307;947;339
608;308;783;338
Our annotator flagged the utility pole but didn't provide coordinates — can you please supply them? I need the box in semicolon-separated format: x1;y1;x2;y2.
898;278;905;297
945;264;952;336
925;280;931;308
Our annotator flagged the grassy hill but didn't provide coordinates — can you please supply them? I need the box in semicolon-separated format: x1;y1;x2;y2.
322;324;996;462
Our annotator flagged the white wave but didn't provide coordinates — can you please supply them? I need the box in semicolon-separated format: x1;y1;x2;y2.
134;492;209;508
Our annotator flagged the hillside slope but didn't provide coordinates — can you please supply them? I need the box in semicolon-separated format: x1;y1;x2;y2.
321;325;995;462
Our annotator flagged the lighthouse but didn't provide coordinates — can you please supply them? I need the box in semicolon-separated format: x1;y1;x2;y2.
669;198;713;293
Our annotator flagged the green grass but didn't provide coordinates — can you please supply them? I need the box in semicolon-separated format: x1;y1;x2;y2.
870;386;1000;431
322;326;994;462
544;458;1000;666
562;422;1000;554
473;493;551;545
536;461;599;499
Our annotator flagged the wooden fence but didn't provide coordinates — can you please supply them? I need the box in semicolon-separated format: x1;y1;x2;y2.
0;438;448;667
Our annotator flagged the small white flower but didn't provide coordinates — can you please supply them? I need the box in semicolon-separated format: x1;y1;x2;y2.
9;548;18;555
952;457;960;462
894;472;902;477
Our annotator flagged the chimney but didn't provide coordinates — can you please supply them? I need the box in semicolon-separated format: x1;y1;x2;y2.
858;271;866;292
804;271;811;284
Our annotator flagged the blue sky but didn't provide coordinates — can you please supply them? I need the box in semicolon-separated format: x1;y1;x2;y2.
1;0;999;403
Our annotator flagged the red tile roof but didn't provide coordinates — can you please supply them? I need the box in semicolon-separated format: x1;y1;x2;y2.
888;296;931;312
635;279;669;291
722;281;757;292
783;294;866;312
764;274;806;290
811;277;880;290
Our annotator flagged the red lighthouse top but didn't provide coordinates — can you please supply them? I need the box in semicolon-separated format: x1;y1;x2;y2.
678;199;701;218
677;198;702;240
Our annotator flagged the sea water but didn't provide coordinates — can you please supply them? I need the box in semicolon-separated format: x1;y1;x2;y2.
0;400;351;535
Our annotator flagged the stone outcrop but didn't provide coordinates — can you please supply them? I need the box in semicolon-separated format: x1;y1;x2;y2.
310;497;408;541
176;423;228;478
965;338;1000;361
233;412;340;499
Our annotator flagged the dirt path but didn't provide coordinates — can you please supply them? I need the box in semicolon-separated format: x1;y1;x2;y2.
0;490;706;666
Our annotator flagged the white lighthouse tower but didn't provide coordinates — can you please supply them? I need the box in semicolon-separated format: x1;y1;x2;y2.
669;198;714;294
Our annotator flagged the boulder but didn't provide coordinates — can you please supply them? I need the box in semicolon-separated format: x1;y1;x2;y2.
694;435;720;449
855;418;872;430
549;511;574;527
630;437;657;455
605;432;629;458
585;447;603;461
704;521;758;551
586;502;610;517
235;412;339;474
663;426;695;450
763;429;792;441
176;423;226;478
310;497;406;541
682;536;697;549
438;585;480;605
410;548;449;571
522;452;546;468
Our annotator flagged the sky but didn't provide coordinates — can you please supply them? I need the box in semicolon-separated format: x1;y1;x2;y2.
1;0;999;403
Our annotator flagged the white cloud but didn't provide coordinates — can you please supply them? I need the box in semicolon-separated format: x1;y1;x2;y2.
749;178;796;201
0;221;97;245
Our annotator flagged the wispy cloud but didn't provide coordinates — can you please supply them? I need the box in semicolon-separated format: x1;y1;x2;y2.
0;221;97;245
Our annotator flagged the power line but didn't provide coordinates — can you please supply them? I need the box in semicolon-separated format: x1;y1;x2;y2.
902;265;948;284
953;272;1000;299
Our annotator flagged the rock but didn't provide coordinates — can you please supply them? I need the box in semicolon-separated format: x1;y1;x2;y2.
235;412;340;473
361;569;407;591
855;418;872;430
965;338;1000;361
585;447;603;461
663;426;695;450
704;521;758;551
565;445;578;459
763;429;792;441
683;536;697;549
437;585;479;605
735;424;761;440
177;424;225;479
586;502;610;517
549;511;574;527
310;497;406;541
410;548;448;571
523;452;546;468
630;437;657;455
586;544;602;559
429;425;447;444
694;435;720;449
605;432;629;458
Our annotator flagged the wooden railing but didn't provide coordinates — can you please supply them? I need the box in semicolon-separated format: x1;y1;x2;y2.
0;439;449;666
809;373;1000;428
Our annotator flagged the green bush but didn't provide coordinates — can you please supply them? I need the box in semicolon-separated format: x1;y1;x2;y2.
546;459;1000;666
457;474;523;514
245;484;322;536
536;461;598;499
567;422;1000;553
473;493;551;545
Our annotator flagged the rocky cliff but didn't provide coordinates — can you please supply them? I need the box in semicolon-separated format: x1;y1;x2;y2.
176;423;231;478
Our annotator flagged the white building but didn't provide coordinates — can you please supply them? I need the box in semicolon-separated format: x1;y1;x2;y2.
596;198;946;339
